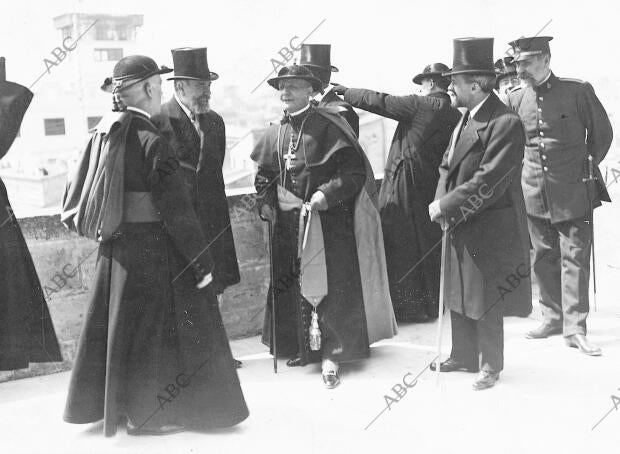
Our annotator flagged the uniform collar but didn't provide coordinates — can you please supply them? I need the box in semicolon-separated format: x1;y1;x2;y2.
126;106;151;119
281;102;312;124
534;71;556;93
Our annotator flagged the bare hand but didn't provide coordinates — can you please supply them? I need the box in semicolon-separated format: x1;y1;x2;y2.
308;191;328;211
260;204;276;222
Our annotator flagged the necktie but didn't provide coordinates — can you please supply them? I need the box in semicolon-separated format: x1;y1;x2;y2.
191;112;204;149
448;110;470;164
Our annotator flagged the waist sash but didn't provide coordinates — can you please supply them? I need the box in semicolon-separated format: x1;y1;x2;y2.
277;185;327;307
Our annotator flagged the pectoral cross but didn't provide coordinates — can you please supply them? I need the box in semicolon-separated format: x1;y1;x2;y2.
283;141;297;171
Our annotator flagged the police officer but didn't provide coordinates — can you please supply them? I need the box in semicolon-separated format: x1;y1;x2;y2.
508;36;613;355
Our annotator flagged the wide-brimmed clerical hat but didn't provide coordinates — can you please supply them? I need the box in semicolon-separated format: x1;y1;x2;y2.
412;63;451;85
443;38;496;77
167;47;219;81
509;36;553;62
494;57;517;88
299;44;339;72
267;64;323;91
100;55;172;92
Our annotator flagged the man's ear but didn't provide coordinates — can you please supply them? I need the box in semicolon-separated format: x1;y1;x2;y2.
144;81;154;99
174;80;185;95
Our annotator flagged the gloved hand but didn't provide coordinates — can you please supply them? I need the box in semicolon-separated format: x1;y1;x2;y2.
331;83;348;96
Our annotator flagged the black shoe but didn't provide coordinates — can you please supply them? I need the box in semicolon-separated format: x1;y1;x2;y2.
472;371;500;391
565;334;602;356
525;323;562;339
322;370;340;389
286;357;306;367
234;358;242;368
429;357;478;373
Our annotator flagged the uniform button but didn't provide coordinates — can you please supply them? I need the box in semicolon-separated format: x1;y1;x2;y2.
539;119;543;125
541;155;547;160
539;131;545;137
538;96;544;101
537;107;542;112
543;166;549;171
540;142;545;148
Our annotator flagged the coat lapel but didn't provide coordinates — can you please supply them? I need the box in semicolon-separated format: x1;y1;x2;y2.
164;98;201;164
447;94;498;178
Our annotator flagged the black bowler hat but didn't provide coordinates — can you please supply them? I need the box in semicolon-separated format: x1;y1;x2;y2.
494;57;517;88
100;55;172;92
168;47;219;81
299;44;339;72
267;64;322;91
509;36;553;62
412;63;451;85
443;37;496;77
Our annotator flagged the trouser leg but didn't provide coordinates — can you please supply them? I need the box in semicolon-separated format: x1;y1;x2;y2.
449;310;478;368
527;215;563;328
557;217;591;336
478;308;504;373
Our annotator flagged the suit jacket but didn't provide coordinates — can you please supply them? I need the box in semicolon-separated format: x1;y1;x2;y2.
509;72;613;222
318;89;359;136
155;98;240;292
435;93;531;319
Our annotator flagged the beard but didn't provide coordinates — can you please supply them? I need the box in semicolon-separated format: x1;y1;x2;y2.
192;96;211;114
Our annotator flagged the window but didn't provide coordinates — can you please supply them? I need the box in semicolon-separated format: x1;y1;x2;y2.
87;116;102;130
94;48;123;62
94;21;131;41
60;25;73;40
44;118;66;136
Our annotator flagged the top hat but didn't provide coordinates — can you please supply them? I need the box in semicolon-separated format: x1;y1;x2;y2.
494;57;517;88
100;55;172;92
412;62;451;85
299;44;339;72
267;64;323;91
167;47;219;81
443;37;496;77
509;36;553;62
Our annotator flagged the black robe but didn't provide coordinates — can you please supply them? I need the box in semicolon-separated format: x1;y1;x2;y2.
0;80;62;370
62;110;248;436
155;100;240;293
344;89;461;321
251;107;370;365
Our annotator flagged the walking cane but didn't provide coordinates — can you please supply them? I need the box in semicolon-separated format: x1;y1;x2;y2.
0;57;6;83
267;219;278;373
583;155;598;311
435;222;449;385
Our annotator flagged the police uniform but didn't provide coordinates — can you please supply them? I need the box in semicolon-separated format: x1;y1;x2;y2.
508;37;613;342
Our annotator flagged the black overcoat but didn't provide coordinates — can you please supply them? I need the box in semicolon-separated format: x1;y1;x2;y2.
155;99;240;292
435;94;531;320
344;88;461;321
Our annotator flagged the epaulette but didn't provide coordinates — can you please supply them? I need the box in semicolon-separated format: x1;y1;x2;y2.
557;76;586;85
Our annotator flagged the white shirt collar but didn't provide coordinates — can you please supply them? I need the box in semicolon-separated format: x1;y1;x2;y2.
287;102;311;117
126;106;151;119
313;85;332;103
469;94;491;119
174;93;194;120
536;70;552;86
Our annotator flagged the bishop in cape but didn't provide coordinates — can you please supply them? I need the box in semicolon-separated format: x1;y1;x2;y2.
251;64;397;388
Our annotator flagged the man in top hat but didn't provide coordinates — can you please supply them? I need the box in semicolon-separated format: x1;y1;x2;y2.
507;36;613;355
62;55;248;436
299;44;359;135
154;48;242;367
0;58;62;371
429;38;530;390
251;64;396;388
495;57;520;104
332;64;461;322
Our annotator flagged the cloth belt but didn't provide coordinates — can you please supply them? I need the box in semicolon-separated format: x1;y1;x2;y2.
122;191;162;223
277;185;328;306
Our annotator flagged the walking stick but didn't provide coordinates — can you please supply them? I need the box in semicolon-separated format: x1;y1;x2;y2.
583;155;598;311
435;223;449;385
267;219;278;373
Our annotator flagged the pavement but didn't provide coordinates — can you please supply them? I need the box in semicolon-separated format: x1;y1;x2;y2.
2;185;620;454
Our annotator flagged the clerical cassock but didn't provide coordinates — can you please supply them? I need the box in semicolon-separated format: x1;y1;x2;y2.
251;102;397;368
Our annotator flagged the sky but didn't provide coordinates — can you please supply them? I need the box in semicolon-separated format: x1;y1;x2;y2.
1;0;618;96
